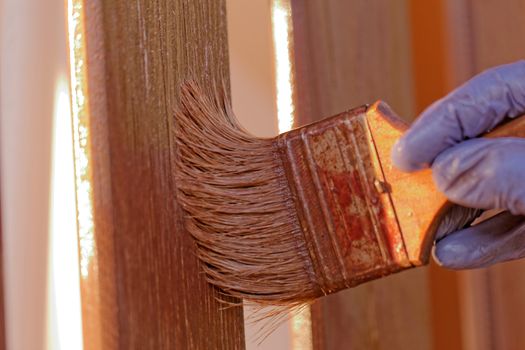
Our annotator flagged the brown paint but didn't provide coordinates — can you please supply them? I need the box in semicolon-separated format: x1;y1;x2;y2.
175;72;525;312
289;2;430;348
79;1;245;349
175;82;419;307
289;2;525;349
175;83;415;305
277;105;411;293
328;171;369;244
73;0;525;344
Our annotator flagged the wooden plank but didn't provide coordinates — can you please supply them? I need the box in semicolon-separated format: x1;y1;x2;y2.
291;1;525;349
291;0;415;124
290;1;434;349
444;1;525;349
76;0;245;348
408;1;464;349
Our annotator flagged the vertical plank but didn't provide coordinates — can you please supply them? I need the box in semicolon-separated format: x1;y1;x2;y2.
292;1;525;349
76;0;245;348
291;0;415;123
290;1;433;349
408;0;448;113
408;1;464;349
444;1;525;349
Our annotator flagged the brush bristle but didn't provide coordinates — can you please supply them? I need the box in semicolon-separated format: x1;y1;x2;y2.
174;81;320;308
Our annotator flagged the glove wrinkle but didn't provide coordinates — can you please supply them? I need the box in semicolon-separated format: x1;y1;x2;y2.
435;205;482;241
392;61;525;172
434;212;525;269
432;138;525;216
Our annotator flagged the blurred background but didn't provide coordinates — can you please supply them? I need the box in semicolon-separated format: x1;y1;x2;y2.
2;0;525;349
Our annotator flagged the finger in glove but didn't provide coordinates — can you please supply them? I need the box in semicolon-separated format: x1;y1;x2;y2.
392;61;525;172
434;211;525;269
432;138;525;215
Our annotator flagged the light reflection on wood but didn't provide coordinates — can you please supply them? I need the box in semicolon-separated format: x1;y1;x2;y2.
271;0;313;349
67;1;119;348
67;0;95;282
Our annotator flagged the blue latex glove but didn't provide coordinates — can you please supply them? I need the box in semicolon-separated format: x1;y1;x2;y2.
391;61;525;269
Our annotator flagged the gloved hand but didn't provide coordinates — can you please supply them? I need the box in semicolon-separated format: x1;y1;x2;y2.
391;61;525;269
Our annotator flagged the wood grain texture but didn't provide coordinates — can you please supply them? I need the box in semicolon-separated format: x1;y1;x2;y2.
80;0;245;349
291;0;415;125
290;1;433;349
408;1;464;349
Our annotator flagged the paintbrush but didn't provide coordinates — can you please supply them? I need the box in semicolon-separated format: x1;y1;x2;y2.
174;81;525;309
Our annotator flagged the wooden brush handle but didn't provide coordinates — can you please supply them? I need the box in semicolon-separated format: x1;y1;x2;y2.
366;101;525;266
